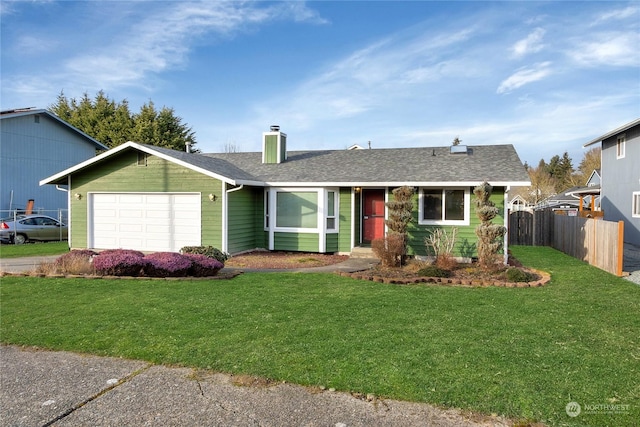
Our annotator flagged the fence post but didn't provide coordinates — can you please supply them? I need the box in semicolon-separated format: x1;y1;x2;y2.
617;221;625;277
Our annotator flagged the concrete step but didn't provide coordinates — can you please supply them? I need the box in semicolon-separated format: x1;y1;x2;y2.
350;247;375;259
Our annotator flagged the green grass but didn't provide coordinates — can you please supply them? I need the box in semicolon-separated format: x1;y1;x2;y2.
0;241;69;258
1;246;638;426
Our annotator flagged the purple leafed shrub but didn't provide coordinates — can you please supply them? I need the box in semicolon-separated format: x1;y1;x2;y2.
93;249;147;277
98;249;146;259
144;252;193;278
183;253;224;277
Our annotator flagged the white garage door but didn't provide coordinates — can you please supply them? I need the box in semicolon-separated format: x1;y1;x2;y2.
90;193;201;252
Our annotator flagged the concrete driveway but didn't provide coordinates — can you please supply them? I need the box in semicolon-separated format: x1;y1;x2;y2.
1;346;510;427
0;255;60;274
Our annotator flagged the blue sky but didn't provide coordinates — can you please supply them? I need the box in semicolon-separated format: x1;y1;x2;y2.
1;1;639;167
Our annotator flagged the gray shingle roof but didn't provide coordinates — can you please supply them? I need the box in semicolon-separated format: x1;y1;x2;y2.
198;144;530;185
42;142;530;187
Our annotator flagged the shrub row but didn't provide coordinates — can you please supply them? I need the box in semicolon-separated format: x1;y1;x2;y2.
51;248;225;277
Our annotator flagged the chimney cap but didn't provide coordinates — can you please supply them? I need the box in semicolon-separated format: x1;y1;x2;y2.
270;125;280;132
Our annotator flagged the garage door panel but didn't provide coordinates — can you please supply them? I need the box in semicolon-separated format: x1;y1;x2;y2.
146;225;170;233
90;193;201;252
146;210;171;219
120;224;144;233
94;209;117;219
94;223;116;232
119;194;144;203
175;210;200;220
120;210;144;218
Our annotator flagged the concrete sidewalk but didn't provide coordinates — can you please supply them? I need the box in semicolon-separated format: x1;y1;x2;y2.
1;345;509;427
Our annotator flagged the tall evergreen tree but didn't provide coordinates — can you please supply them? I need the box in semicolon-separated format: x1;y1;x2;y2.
49;91;196;151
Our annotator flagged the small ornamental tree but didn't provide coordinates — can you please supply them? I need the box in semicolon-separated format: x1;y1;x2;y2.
384;186;415;266
473;182;506;269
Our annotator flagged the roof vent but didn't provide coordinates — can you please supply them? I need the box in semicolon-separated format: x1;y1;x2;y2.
270;125;280;132
450;145;468;154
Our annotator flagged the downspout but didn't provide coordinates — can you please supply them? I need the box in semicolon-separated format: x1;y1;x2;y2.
222;184;244;253
504;185;510;265
56;179;71;249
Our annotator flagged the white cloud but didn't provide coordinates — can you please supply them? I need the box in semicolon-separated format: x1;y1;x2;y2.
511;28;546;58
569;33;640;67
594;5;638;23
249;25;483;129
497;62;552;94
4;1;328;98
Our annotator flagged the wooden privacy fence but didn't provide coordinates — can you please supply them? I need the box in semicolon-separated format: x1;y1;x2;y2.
553;216;624;276
508;210;554;246
509;210;624;276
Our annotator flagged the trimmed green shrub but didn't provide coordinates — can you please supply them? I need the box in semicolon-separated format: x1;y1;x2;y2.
417;265;451;278
180;246;229;264
506;267;535;282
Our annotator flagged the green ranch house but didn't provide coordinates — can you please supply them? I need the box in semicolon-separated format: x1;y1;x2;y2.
41;126;530;260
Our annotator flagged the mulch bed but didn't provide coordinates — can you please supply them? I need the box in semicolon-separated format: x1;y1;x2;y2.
225;251;349;269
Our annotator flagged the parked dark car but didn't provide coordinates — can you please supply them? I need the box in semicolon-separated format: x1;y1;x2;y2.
0;214;68;244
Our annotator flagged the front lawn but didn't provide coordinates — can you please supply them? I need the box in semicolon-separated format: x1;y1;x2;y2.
0;241;68;258
1;246;638;426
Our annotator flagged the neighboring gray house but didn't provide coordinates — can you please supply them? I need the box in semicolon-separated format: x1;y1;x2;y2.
583;118;640;246
0;108;107;214
565;169;601;212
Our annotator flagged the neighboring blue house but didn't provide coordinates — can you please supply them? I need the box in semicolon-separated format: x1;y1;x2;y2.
0;108;107;215
583;118;640;246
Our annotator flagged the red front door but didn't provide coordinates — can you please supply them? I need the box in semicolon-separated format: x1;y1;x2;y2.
363;189;385;244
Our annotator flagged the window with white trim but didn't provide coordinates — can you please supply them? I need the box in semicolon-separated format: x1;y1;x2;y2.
418;187;470;225
633;192;640;218
617;135;625;159
264;188;339;232
264;190;270;228
276;191;318;228
326;191;337;230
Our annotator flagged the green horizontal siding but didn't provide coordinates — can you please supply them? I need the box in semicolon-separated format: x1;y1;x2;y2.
326;233;339;252
274;232;319;252
407;187;506;258
70;150;223;249
338;187;352;252
227;186;262;254
353;191;362;247
264;135;278;164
